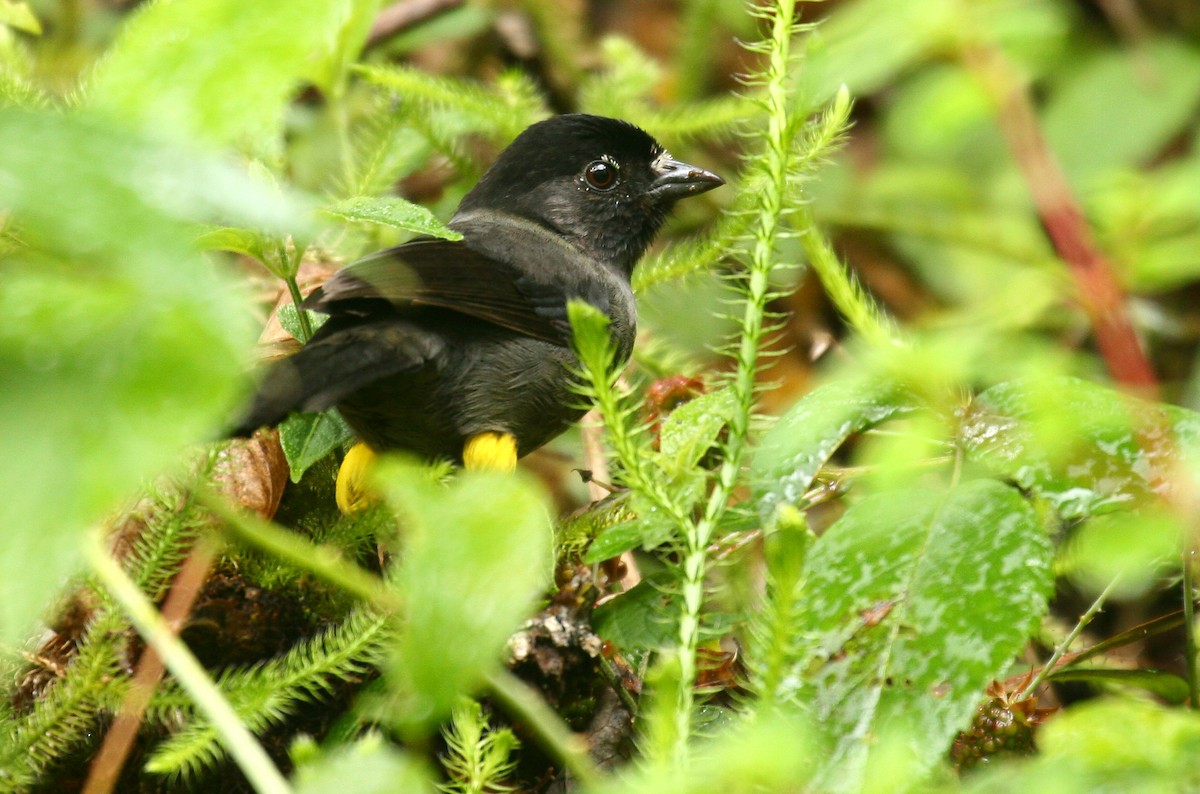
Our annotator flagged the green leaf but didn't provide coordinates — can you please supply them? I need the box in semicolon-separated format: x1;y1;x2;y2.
0;1;40;34
1044;37;1200;186
591;574;682;651
322;195;462;239
294;734;435;794
375;460;553;738
959;376;1200;520
277;303;329;341
657;386;737;476
796;479;1053;789
87;0;361;146
0;108;299;648
583;519;651;563
196;226;271;263
1047;668;1191;705
279;411;354;483
583;489;680;563
752;377;912;522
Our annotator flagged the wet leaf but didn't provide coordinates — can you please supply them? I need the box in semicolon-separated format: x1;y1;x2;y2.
657;386;736;475
752;377;912;522
796;479;1053;790
323;196;461;239
959;376;1200;520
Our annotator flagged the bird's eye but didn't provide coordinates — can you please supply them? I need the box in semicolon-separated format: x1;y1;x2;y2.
584;160;618;190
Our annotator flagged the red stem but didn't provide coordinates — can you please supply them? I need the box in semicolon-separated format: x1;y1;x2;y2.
962;42;1158;396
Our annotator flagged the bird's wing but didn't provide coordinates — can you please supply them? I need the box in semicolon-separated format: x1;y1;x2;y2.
303;238;607;346
229;322;440;436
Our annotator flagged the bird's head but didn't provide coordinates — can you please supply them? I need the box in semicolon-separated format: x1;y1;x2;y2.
455;114;724;274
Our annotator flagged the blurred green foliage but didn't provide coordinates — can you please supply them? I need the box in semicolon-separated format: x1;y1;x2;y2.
2;0;1200;792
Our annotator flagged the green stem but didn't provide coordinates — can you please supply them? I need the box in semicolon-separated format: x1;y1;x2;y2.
195;487;400;612
1183;548;1199;709
797;212;894;347
668;0;799;767
484;669;600;787
85;532;292;794
283;275;314;343
1019;576;1118;700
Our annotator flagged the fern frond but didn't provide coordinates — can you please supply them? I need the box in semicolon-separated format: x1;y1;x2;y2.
655;0;807;767
742;507;814;708
355;65;548;144
144;608;390;780
123;481;212;601
636;95;751;143
337;93;432;199
578;36;661;121
0;613;127;791
437;699;520;794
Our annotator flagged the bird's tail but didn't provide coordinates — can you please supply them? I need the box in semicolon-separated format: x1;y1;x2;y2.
228;321;433;437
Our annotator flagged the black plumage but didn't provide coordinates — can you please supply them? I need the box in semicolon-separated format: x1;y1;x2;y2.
233;114;723;464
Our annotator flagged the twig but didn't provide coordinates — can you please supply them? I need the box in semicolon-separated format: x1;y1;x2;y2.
82;541;218;794
367;0;463;49
581;409;642;590
85;532;291;794
1184;547;1199;708
1019;576;1118;700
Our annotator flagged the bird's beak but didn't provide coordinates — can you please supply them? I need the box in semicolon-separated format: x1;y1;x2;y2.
648;155;724;201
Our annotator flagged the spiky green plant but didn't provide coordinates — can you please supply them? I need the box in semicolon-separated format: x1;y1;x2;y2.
437;699;520;794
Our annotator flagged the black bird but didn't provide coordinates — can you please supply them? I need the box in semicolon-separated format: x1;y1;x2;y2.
233;114;723;510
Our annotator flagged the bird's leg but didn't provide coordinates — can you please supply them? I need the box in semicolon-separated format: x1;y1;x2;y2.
462;432;518;472
336;441;378;513
336;433;516;513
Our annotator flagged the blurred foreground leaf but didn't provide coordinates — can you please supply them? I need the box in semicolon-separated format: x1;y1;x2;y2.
373;460;553;738
87;0;368;147
0;107;302;648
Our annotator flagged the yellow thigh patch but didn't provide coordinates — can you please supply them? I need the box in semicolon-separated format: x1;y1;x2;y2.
335;441;378;514
462;432;518;472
